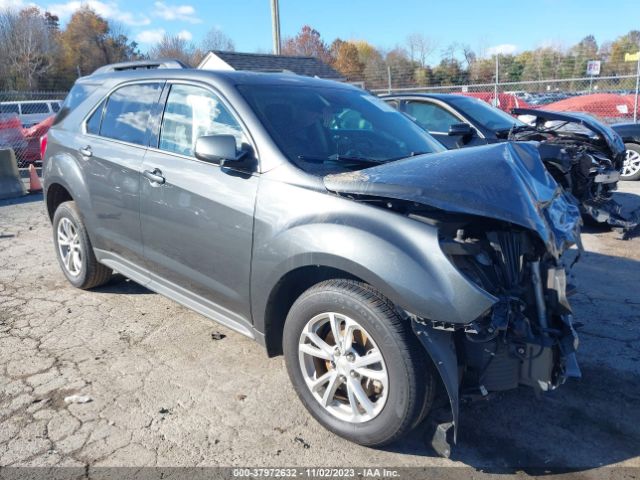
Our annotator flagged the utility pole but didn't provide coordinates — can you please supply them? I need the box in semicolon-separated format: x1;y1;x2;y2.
270;0;281;55
494;55;499;107
634;55;640;123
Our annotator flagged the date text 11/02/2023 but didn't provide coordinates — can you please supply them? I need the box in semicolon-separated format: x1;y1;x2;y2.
232;468;400;477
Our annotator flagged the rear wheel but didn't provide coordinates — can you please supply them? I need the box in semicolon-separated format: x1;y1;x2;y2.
622;143;640;181
52;201;112;289
283;279;433;446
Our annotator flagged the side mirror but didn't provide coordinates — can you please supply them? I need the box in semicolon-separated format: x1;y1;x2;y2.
448;122;474;137
194;135;244;165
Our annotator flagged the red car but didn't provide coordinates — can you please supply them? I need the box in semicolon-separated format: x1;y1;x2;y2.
21;115;55;165
0;114;28;165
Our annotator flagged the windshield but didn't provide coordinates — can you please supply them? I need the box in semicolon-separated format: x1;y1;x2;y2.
447;96;525;131
238;84;444;174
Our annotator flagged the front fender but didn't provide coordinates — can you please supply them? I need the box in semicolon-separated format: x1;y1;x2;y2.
250;180;497;335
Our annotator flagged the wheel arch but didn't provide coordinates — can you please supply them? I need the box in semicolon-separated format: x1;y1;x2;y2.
262;264;363;357
46;182;73;221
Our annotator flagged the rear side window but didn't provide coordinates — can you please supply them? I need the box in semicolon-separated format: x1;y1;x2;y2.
50;102;60;113
86;100;105;134
0;104;19;114
100;83;162;146
21;103;50;114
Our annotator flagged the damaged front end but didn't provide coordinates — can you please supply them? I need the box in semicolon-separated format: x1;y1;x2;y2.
412;221;581;456
324;142;583;457
513;108;639;235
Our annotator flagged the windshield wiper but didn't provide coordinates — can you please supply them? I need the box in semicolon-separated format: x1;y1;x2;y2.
385;151;431;162
332;155;386;166
297;155;385;166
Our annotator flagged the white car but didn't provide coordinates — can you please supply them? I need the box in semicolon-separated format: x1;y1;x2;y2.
0;100;61;127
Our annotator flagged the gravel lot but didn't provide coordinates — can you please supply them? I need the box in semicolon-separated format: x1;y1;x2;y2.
0;181;639;472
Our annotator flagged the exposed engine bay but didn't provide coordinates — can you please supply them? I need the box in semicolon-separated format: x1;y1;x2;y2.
440;223;580;392
409;215;582;457
512;108;639;235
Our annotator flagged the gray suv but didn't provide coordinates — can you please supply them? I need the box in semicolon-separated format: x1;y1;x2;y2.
43;63;583;452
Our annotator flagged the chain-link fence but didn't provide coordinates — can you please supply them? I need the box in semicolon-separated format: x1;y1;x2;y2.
370;74;640;125
365;53;640;125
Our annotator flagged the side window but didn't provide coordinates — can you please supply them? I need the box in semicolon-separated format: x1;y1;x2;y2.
404;101;461;133
100;83;162;145
159;84;246;157
0;104;19;114
20;103;50;114
86;100;105;135
50;102;60;113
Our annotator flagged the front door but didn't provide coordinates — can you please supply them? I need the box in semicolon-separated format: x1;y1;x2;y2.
402;100;486;149
140;83;258;331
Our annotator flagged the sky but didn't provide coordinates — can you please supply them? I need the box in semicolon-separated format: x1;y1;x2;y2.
4;0;640;59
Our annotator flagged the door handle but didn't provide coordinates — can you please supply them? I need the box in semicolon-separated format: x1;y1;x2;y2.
143;168;165;185
79;146;92;157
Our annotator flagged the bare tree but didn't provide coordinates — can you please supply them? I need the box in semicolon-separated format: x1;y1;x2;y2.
149;34;200;66
406;33;437;67
200;27;235;52
0;7;55;89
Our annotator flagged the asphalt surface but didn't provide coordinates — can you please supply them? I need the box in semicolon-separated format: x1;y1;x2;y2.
0;181;639;473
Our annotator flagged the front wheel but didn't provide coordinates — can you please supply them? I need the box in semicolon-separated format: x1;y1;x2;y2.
283;279;434;447
622;143;640;181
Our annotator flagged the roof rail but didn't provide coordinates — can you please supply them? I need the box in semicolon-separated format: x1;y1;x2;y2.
92;59;190;75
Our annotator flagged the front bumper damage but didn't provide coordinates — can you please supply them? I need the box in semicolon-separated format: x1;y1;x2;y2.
513;108;639;236
583;198;640;238
411;258;581;458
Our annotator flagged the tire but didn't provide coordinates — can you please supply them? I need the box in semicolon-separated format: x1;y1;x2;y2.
621;143;640;181
283;279;433;447
52;201;112;289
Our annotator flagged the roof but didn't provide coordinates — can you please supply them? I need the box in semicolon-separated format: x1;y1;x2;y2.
200;51;343;80
82;68;355;92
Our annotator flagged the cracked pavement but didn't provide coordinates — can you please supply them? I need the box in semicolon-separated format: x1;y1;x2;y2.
0;182;639;472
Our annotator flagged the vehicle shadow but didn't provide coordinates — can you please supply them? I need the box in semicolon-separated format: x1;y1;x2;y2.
383;249;640;473
92;274;153;295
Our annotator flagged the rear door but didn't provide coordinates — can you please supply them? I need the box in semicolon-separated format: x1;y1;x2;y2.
82;81;163;267
140;82;259;332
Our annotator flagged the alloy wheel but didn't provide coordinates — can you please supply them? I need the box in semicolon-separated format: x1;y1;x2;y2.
57;217;83;276
298;312;388;423
622;149;640;178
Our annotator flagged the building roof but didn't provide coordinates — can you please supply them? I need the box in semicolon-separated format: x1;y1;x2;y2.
200;51;343;80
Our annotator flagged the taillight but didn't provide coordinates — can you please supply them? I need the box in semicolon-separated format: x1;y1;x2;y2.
40;133;48;161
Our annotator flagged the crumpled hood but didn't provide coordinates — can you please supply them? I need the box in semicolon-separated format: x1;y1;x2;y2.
513;108;626;158
324;142;582;258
